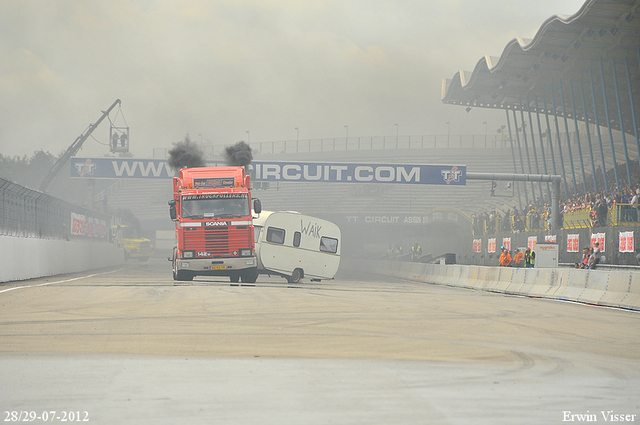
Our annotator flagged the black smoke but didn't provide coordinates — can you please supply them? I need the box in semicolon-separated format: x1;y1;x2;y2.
168;135;206;172
223;141;253;169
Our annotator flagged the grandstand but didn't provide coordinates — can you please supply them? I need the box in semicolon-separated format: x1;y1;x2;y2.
103;126;627;226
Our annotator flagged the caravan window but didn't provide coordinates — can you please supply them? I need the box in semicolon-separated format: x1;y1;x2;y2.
319;236;338;253
293;231;301;247
266;227;285;244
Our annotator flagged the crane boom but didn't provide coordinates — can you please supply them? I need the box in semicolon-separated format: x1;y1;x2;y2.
38;99;122;193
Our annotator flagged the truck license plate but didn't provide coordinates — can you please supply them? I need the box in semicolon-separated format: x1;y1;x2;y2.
211;265;227;270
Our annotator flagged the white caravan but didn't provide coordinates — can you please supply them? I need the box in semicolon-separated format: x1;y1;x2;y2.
253;211;341;283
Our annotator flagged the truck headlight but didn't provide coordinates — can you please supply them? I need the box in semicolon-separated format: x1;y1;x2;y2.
182;251;195;258
240;249;252;257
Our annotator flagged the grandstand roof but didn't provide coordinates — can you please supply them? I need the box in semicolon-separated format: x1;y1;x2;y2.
441;0;640;135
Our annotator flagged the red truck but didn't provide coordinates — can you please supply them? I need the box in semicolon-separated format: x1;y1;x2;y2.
168;166;261;282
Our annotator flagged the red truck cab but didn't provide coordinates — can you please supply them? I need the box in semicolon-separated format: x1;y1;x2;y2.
168;166;261;282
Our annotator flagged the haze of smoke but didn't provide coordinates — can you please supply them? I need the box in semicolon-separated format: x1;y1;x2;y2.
114;208;141;230
223;141;253;168
168;137;206;172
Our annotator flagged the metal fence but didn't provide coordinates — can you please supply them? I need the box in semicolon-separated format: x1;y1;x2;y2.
0;178;111;240
152;133;512;159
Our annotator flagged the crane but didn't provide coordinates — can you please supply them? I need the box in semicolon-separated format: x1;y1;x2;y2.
38;99;121;193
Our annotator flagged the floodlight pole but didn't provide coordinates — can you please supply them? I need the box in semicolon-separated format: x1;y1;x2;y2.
467;172;563;231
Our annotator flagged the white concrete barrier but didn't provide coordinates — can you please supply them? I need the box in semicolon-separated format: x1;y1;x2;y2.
368;260;640;311
599;270;630;308
0;236;125;283
578;270;610;305
556;268;589;301
624;275;640;310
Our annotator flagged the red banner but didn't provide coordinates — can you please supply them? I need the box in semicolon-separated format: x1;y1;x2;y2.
473;239;482;253
488;238;496;253
70;213;86;236
619;231;634;253
527;236;537;251
567;234;579;253
591;232;605;252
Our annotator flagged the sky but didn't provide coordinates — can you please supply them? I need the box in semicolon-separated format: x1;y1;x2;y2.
0;0;587;159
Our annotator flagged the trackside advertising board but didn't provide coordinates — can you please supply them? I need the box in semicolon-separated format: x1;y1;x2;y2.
70;158;466;186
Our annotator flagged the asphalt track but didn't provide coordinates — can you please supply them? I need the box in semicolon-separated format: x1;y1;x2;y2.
1;258;639;424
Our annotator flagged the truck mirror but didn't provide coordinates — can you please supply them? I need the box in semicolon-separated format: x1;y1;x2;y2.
168;199;177;221
253;198;262;214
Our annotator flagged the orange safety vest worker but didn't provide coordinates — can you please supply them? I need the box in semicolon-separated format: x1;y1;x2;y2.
512;251;524;266
499;250;512;266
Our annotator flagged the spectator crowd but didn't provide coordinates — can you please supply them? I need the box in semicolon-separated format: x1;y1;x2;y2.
473;185;640;235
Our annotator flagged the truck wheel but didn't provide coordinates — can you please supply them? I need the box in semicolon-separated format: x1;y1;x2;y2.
175;270;193;281
241;269;258;283
287;268;303;283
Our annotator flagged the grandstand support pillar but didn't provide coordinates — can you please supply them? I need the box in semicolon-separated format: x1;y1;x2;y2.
546;92;570;198
532;95;552;203
611;58;632;186
625;57;640;164
518;98;538;202
525;95;545;201
466;173;562;231
589;68;609;193
600;57;620;190
511;109;530;205
550;177;561;232
568;80;588;194
557;80;579;194
539;96;558;177
579;80;599;192
505;109;523;209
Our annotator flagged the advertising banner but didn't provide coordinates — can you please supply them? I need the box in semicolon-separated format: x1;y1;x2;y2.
527;236;537;251
591;232;605;252
567;234;580;253
70;213;86;236
488;238;496;253
619;231;634;253
70;158;466;185
502;237;511;251
70;212;107;239
473;239;482;253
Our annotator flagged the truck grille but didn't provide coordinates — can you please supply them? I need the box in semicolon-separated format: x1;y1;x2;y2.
182;226;251;256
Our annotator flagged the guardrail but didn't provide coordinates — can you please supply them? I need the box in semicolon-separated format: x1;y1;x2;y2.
609;204;640;226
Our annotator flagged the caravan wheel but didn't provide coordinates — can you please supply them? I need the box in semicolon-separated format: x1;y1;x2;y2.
287;268;303;284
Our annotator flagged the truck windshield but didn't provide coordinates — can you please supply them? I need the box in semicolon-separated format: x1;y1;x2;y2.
181;196;250;219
